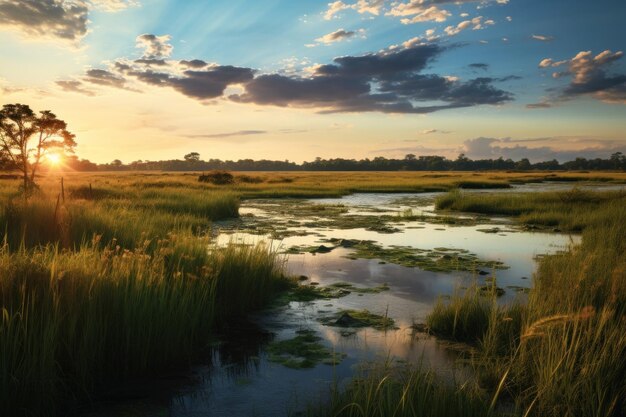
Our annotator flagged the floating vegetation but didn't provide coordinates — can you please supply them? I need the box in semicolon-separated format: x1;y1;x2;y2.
320;309;397;330
506;285;531;294
344;241;508;273
478;285;506;297
267;329;345;369
215;197;497;241
274;282;390;305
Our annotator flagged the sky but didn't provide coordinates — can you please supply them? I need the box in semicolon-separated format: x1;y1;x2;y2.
0;0;625;164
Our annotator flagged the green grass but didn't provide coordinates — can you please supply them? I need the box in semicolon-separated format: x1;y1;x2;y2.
0;179;289;416
427;189;626;416
311;362;506;417
436;188;626;232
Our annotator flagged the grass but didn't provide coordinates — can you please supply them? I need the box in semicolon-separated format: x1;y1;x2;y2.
0;177;290;416
1;172;625;416
426;189;626;416
436;188;626;232
311;362;505;417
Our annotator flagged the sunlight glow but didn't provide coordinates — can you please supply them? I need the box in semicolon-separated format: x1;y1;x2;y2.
46;153;62;166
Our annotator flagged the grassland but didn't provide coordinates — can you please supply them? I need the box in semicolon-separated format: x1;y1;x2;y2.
423;189;626;416
1;171;624;416
0;173;291;416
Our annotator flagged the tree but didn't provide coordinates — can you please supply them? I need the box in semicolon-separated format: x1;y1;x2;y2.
0;103;76;192
184;152;200;162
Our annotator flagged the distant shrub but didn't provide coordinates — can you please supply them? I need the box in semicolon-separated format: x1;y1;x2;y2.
198;171;234;185
237;174;264;184
267;176;294;184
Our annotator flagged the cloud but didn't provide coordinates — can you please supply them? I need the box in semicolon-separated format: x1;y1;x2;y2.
323;0;384;20
386;1;451;23
232;43;513;113
0;0;137;42
324;1;351;19
469;63;489;71
184;130;267;139
315;28;365;44
117;63;256;99
526;102;552;109
0;0;89;41
531;34;554;42
386;0;504;24
136;34;173;59
84;69;128;89
89;0;138;12
58;34;512;114
538;50;626;104
167;66;256;99
463;136;626;162
444;16;487;36
56;80;95;96
421;128;451;134
179;59;208;69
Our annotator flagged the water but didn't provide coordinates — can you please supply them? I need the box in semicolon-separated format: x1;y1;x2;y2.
86;185;607;417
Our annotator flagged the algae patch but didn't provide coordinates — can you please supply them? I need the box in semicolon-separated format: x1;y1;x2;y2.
274;281;390;305
345;241;508;273
267;329;345;369
320;309;397;330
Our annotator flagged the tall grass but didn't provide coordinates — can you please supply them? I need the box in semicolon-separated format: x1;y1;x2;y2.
0;182;288;416
428;190;626;416
312;362;504;417
436;188;626;231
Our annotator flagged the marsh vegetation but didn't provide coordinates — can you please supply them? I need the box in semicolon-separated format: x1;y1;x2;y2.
0;171;624;416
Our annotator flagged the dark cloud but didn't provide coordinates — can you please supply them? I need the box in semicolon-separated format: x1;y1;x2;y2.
469;63;489;71
134;58;169;66
113;62;256;99
526;102;552;109
169;66;256;99
56;80;95;96
233;43;512;113
0;0;88;41
180;59;208;69
84;69;127;89
539;50;626;105
316;43;441;78
57;35;512;113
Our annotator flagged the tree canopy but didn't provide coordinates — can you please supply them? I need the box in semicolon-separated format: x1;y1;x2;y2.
0;103;76;192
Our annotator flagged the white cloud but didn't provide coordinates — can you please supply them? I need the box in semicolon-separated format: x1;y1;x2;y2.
388;2;451;24
531;34;554;42
324;1;351;19
323;0;384;20
444;19;472;36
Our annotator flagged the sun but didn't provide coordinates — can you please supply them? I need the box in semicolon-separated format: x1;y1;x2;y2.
47;153;62;166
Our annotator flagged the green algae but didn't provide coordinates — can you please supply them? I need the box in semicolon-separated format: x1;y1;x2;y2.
267;329;345;369
320;309;397;330
274;281;390;305
345;241;508;273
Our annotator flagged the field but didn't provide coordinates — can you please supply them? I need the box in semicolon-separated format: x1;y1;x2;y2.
0;170;625;417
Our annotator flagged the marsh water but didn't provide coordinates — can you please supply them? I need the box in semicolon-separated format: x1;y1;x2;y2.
86;184;622;417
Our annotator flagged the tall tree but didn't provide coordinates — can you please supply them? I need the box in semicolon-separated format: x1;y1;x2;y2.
0;104;76;192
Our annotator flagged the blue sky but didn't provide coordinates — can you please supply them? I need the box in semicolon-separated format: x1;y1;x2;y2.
1;0;625;163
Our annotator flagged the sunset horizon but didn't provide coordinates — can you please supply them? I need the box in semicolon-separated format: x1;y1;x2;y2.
1;0;624;164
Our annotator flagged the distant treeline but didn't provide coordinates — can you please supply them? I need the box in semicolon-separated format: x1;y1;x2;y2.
3;152;626;172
